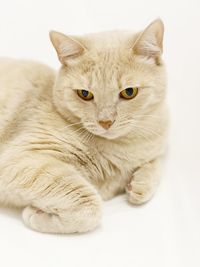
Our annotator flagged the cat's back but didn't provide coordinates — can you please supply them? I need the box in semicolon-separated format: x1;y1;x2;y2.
0;58;55;97
0;59;56;142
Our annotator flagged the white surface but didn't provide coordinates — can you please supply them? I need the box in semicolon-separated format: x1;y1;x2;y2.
0;0;199;266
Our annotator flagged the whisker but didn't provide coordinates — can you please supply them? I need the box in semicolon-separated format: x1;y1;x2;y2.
59;121;83;132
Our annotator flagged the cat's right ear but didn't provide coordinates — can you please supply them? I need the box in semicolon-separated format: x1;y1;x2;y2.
49;31;86;64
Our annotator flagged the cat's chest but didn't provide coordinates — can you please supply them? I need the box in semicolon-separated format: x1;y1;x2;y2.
85;139;137;181
85;135;163;183
94;142;133;171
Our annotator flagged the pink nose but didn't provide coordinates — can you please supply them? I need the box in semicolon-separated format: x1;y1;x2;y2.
98;120;114;130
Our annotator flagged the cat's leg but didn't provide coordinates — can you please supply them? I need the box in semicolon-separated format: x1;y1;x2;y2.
125;158;161;204
0;154;102;233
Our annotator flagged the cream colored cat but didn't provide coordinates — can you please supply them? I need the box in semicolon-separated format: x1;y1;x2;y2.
0;19;168;234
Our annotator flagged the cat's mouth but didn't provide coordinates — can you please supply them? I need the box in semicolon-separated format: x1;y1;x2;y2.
85;120;135;140
83;119;131;139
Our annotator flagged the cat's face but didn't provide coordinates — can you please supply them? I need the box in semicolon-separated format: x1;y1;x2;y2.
51;19;166;139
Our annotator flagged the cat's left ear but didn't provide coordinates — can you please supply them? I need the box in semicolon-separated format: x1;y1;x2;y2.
49;31;86;64
132;19;164;60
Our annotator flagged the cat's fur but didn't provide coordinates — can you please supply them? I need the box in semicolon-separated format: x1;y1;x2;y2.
0;19;168;233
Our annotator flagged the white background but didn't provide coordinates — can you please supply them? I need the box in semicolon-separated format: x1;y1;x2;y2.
0;0;199;266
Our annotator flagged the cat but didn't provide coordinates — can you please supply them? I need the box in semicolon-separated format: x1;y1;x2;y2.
0;19;168;234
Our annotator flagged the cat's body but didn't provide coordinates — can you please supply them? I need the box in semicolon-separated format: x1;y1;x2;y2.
0;20;168;233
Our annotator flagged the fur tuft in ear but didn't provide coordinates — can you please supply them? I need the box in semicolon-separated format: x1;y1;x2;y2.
132;19;164;59
49;31;86;64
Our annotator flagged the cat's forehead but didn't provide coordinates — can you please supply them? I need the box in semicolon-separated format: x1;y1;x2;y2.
65;31;138;78
75;51;131;90
77;30;136;50
65;31;155;89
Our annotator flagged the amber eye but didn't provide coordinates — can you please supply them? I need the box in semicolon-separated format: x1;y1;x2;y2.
120;87;138;99
77;90;94;101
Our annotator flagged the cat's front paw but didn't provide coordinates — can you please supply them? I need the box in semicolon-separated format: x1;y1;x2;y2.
22;203;102;234
125;181;154;205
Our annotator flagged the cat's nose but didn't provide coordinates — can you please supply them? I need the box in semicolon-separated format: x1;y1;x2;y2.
98;120;114;130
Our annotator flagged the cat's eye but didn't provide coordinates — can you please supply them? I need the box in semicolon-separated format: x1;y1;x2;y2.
120;87;138;99
77;90;94;101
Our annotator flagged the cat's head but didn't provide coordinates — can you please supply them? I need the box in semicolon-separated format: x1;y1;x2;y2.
50;19;166;139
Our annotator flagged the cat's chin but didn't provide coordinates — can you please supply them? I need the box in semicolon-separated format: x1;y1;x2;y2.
99;131;122;140
87;128;126;140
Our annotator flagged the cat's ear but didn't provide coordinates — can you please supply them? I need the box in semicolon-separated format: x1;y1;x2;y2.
49;31;86;64
132;19;164;59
